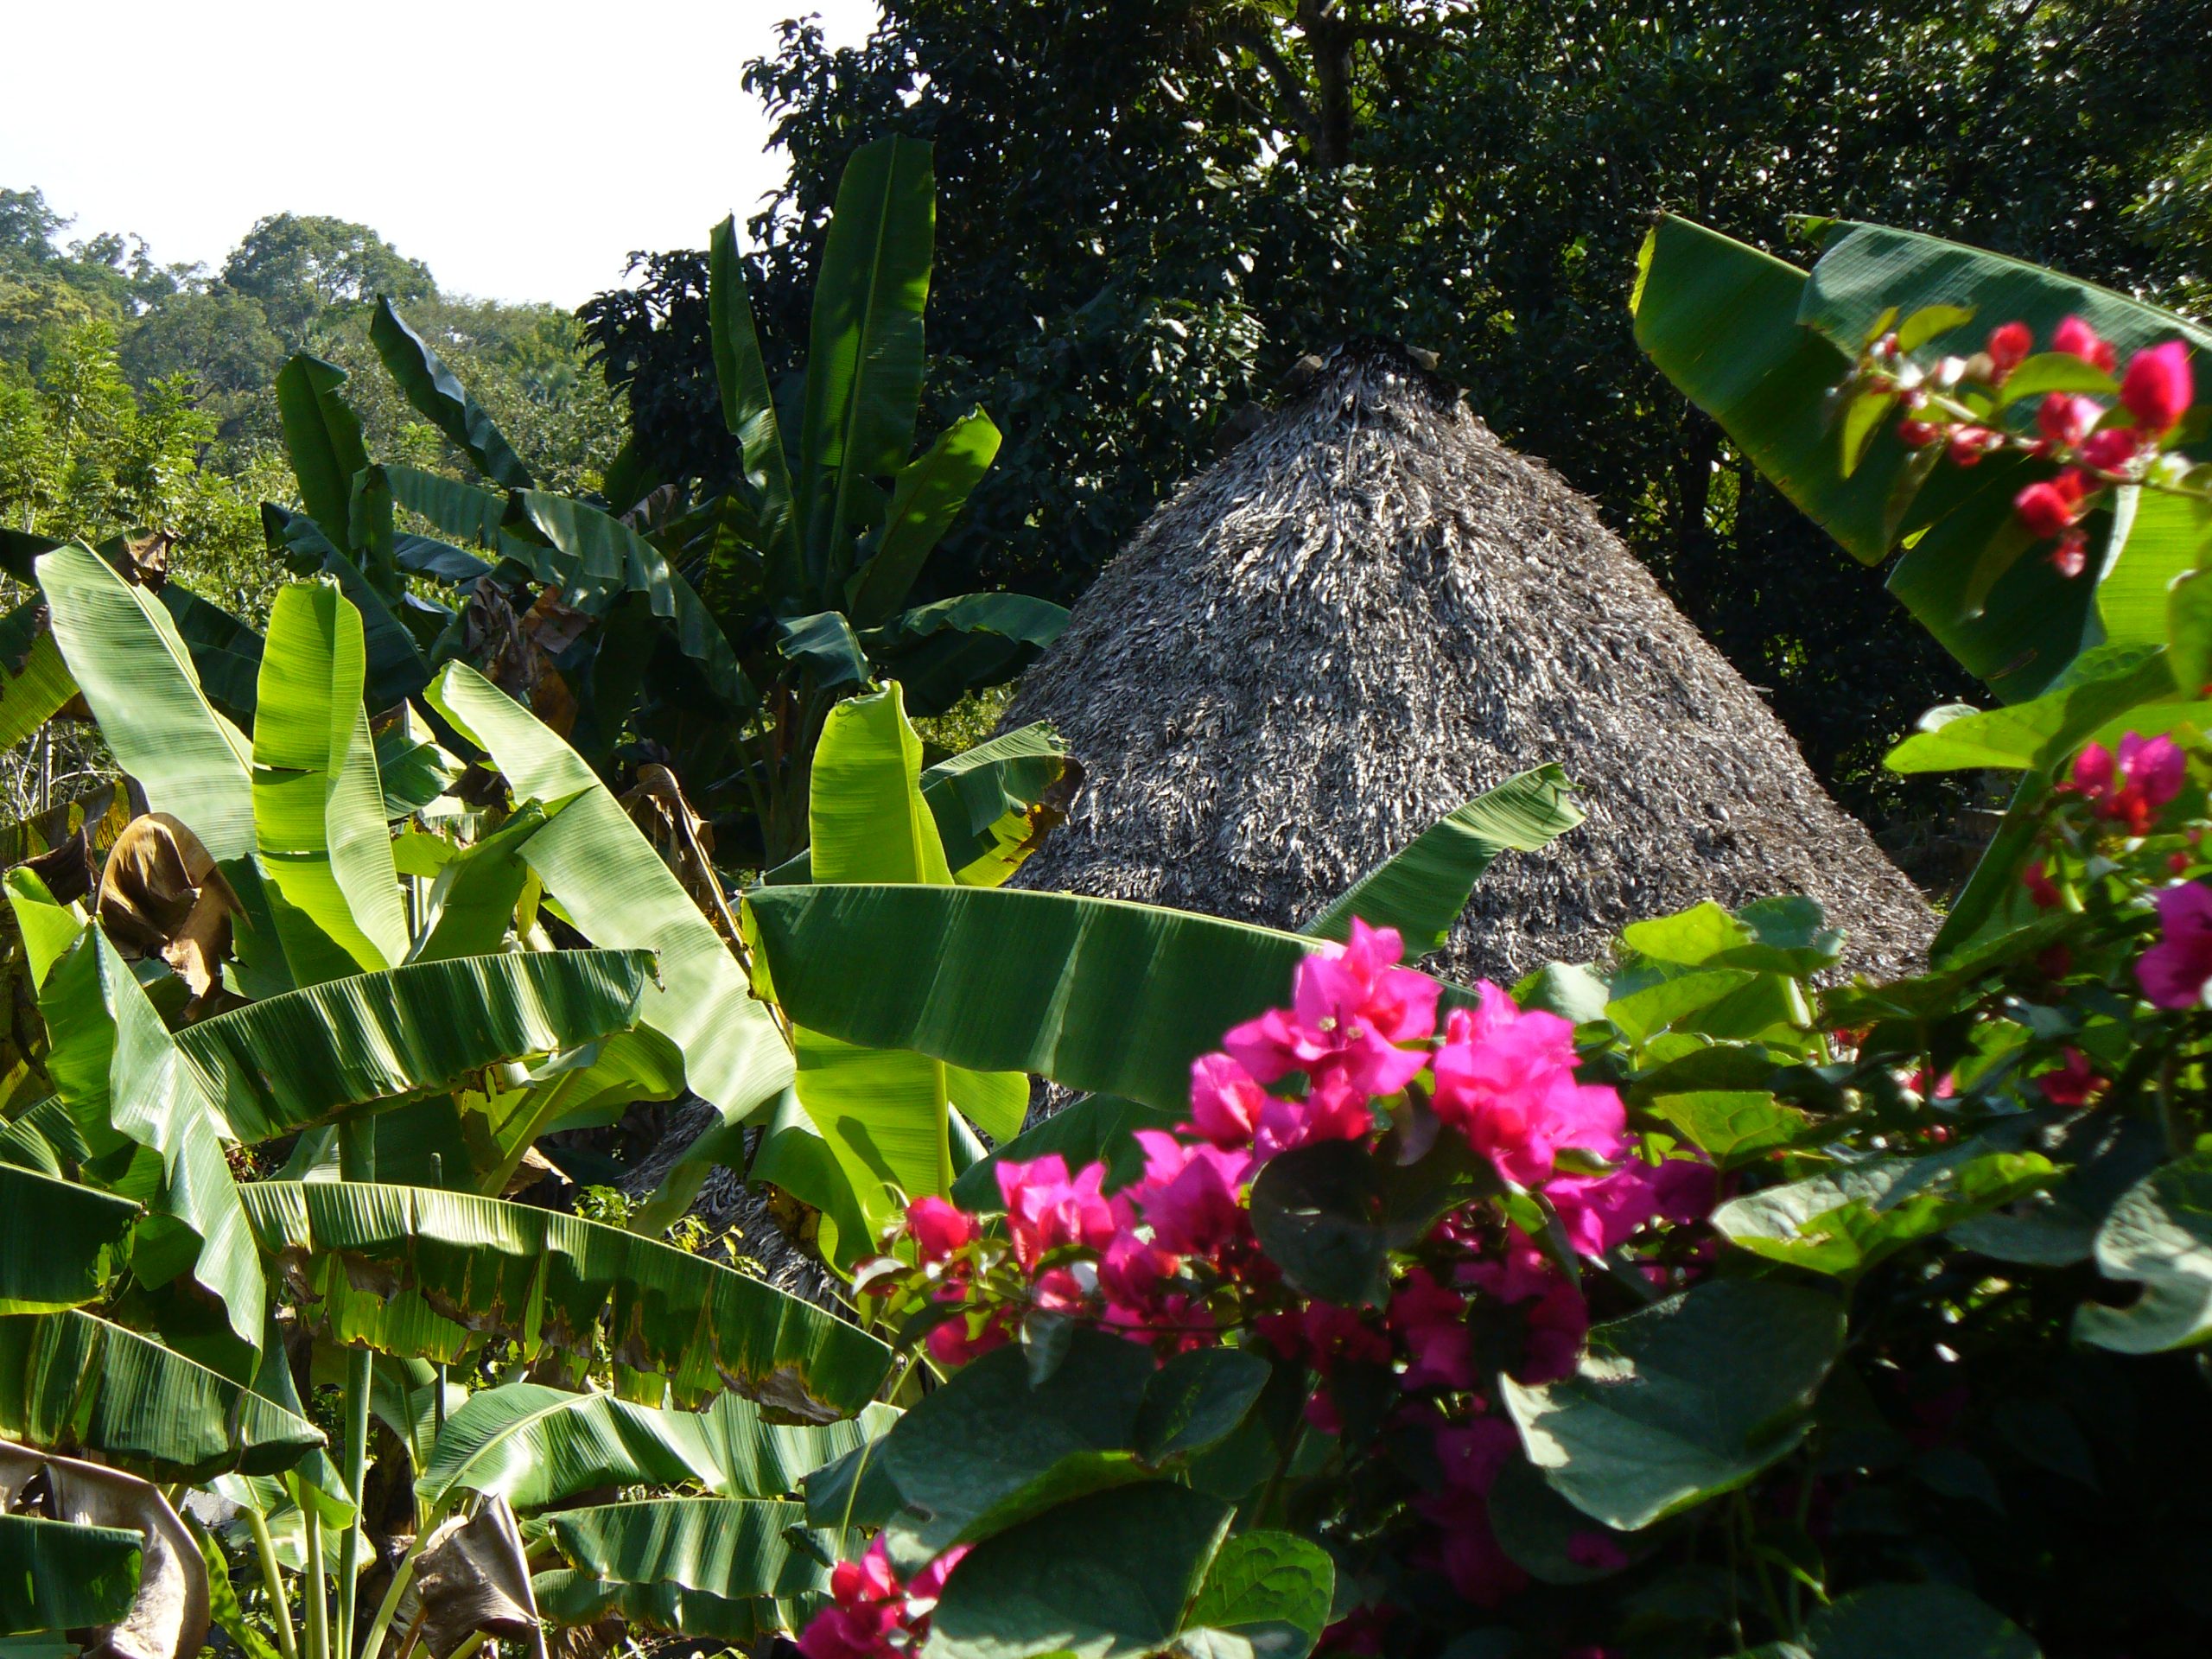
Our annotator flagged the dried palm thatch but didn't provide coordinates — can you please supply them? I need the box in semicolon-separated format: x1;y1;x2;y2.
1004;339;1936;983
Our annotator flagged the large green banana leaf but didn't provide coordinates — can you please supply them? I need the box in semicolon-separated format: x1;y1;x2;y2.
1633;215;2212;701
175;948;653;1145
238;1181;891;1419
745;885;1341;1113
274;354;373;557
408;804;547;963
369;299;534;489
260;507;430;708
0;1513;143;1632
507;493;753;711
863;594;1069;715
543;1497;842;1610
377;464;527;557
798;135;936;592
417;1380;897;1512
709;214;802;606
761;721;1077;889
0;600;79;751
533;1568;808;1644
0;1310;322;1480
37;543;255;861
427;664;794;1160
846;410;1001;626
252;582;410;974
41;927;264;1361
0;1162;137;1315
1302;765;1586;952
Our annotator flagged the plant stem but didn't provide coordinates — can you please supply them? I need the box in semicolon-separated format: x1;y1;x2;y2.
246;1505;300;1659
335;1346;372;1659
359;1525;435;1659
302;1506;330;1659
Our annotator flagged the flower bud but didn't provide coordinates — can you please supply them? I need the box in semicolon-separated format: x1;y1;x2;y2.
2120;340;2194;435
1987;321;2032;376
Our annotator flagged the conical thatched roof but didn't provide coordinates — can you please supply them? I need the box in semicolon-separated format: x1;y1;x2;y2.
1004;339;1936;984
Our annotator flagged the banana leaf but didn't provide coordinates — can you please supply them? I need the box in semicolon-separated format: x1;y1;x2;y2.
846;410;1001;626
543;1497;842;1607
1302;765;1586;953
0;1513;143;1632
0;601;79;752
175;948;654;1145
36;543;255;862
41;927;264;1361
417;1381;897;1512
744;885;1340;1113
274;354;372;556
252;582;410;973
863;593;1069;715
369;299;533;489
408;804;546;963
709;213;802;607
378;465;525;556
428;664;794;1156
238;1181;891;1418
507;493;753;711
0;1162;138;1315
532;1568;810;1644
798;135;936;592
0;1309;322;1481
260;509;429;709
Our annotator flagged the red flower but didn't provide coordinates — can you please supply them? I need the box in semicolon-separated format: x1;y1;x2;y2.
2023;860;2063;910
1897;419;1941;448
2052;315;2118;373
905;1198;976;1264
2039;1046;2103;1107
1987;321;2033;378
2050;527;2089;577
2064;733;2184;835
2081;426;2142;473
2037;391;2101;448
2014;469;2090;538
2120;340;2194;434
1186;1052;1266;1147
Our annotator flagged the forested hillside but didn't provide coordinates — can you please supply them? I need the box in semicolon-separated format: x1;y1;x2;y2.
0;190;620;615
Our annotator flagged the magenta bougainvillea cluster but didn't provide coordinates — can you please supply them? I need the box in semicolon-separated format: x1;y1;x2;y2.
802;922;1718;1656
1859;314;2196;576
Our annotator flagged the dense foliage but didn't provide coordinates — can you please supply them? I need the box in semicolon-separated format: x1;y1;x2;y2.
586;0;2212;832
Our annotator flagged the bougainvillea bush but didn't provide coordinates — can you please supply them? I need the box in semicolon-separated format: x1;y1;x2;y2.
791;747;2212;1659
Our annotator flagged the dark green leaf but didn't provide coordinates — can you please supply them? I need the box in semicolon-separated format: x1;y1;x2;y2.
848;410;1001;625
709;215;802;607
0;1515;142;1633
0;1163;137;1315
369;298;532;489
274;354;371;549
1804;1582;2040;1658
1183;1530;1334;1655
2074;1151;2212;1352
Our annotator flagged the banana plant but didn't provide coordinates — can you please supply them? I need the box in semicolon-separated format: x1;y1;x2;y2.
0;546;903;1657
253;135;1066;869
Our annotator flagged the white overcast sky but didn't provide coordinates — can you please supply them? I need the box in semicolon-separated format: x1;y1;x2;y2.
3;0;881;308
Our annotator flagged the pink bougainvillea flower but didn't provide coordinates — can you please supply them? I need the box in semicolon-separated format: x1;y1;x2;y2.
2014;469;2091;538
1251;1071;1374;1161
2066;734;2184;835
1186;1051;1267;1147
2052;315;2118;373
2139;880;2212;1007
925;1310;1012;1371
2121;340;2194;434
995;1154;1118;1271
801;1539;906;1659
1414;1486;1529;1608
905;1197;976;1264
2038;1046;2103;1107
1545;1160;1712;1258
2023;860;2063;910
1098;1230;1179;1317
1947;424;1999;464
2037;391;2101;448
1462;1241;1588;1382
1566;1533;1630;1572
1224;918;1438;1094
1129;1130;1250;1257
1390;1266;1477;1390
1435;1414;1520;1493
2081;425;2143;473
905;1544;969;1614
1987;320;2033;377
1897;418;1941;447
1430;983;1626;1185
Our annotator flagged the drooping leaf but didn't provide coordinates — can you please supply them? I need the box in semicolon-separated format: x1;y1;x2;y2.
0;1163;137;1315
37;544;254;861
251;582;410;973
428;664;794;1153
798;135;936;590
1500;1280;1846;1530
1302;766;1585;952
368;299;533;489
2074;1152;2212;1353
1885;645;2174;773
709;214;802;607
531;1568;807;1644
927;1481;1235;1659
0;1310;322;1481
744;885;1335;1114
916;721;1078;887
238;1181;890;1418
174;948;653;1144
543;1498;841;1609
41;928;264;1361
408;804;546;963
508;493;753;710
378;465;520;556
862;593;1071;715
274;354;372;550
847;410;1001;626
775;611;873;691
0;601;79;752
0;1512;143;1633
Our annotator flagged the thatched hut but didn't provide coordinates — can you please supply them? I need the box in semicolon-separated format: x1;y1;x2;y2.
1004;339;1936;983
